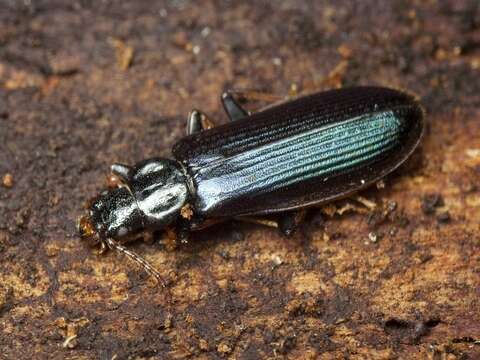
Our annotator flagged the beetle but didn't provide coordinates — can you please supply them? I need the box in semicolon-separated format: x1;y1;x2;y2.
78;86;424;285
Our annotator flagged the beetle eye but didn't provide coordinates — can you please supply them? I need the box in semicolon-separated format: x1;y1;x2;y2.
78;215;95;238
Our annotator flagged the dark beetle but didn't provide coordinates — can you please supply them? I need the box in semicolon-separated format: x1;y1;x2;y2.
78;86;424;283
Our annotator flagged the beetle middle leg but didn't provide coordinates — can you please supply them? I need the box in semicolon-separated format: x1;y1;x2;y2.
221;92;249;121
186;109;216;135
221;84;326;120
221;89;285;121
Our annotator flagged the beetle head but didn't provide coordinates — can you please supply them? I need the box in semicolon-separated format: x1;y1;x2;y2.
78;186;145;247
78;158;190;246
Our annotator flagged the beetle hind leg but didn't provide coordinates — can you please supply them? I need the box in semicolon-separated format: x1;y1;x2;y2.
234;216;279;229
277;209;307;236
234;209;307;236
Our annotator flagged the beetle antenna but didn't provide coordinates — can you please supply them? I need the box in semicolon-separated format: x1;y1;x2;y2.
104;238;170;292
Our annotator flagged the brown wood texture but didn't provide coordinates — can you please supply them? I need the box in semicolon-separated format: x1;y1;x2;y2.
0;1;479;359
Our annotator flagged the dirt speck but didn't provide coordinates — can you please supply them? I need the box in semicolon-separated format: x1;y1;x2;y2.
2;173;13;188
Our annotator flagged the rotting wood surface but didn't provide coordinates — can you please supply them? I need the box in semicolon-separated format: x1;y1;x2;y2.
0;1;479;359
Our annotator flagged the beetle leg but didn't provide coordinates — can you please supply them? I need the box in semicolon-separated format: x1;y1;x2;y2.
163;221;191;250
186;109;216;135
221;89;285;120
234;216;279;228
143;231;155;244
277;209;307;236
164;227;179;251
224;89;284;103
175;220;191;244
97;241;108;255
221;92;250;121
235;210;306;236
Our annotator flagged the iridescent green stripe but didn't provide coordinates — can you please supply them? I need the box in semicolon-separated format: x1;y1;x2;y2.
195;111;404;210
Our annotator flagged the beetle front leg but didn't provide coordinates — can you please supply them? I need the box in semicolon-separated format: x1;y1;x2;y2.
164;218;192;249
186;109;216;135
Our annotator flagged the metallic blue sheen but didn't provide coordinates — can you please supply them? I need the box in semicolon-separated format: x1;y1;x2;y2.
192;110;404;213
